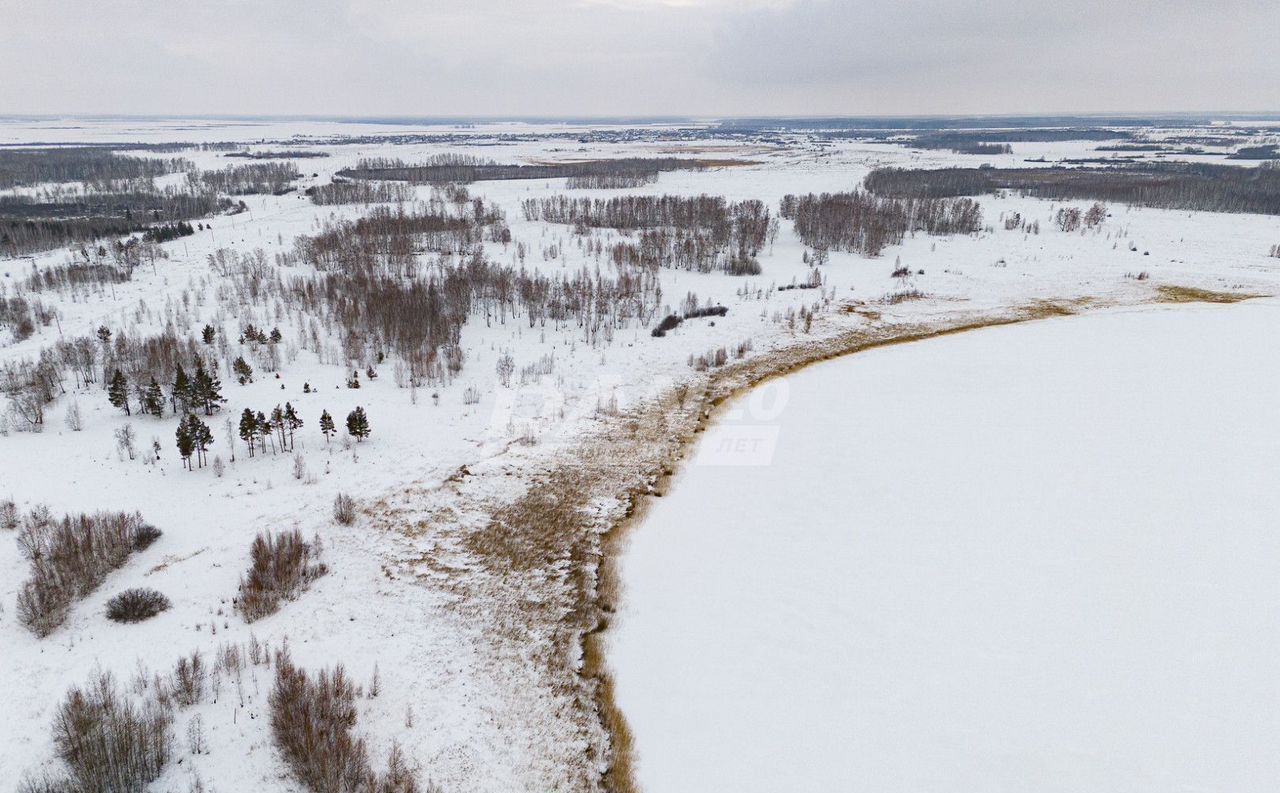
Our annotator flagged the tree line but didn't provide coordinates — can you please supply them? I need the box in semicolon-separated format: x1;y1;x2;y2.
863;162;1280;216
339;155;733;185
0;147;187;189
0;188;226;257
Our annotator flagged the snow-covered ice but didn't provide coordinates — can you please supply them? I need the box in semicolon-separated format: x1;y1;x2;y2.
611;300;1280;793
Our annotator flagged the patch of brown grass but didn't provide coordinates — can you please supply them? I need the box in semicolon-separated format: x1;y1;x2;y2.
1154;284;1264;304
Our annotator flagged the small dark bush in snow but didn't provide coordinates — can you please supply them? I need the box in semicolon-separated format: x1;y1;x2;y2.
683;305;728;320
651;314;682;337
106;588;171;623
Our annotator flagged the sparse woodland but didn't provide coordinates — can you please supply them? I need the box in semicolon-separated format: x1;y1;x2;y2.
523;194;776;274
780;191;983;256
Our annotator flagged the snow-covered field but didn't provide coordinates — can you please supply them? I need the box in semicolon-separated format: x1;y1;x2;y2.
1;116;1279;792
611;300;1280;793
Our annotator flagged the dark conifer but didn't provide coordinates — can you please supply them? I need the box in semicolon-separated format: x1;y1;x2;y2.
346;407;370;441
319;409;335;443
108;369;131;415
176;421;194;470
233;356;254;385
142;377;165;417
239;408;259;456
172;364;192;414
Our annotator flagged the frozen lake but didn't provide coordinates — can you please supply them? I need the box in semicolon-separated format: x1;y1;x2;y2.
610;301;1280;793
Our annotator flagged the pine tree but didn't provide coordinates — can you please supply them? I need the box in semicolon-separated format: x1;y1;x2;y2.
233;356;254;385
193;357;224;415
239;408;259;456
172;364;192;414
256;410;275;454
319;409;335;444
142;377;165;417
175;421;195;470
346;407;370;442
283;402;303;449
108;369;130;416
269;327;283;344
271;405;286;448
202;324;216;345
185;413;213;468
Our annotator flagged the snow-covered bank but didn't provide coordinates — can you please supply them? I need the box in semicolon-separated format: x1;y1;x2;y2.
610;300;1280;793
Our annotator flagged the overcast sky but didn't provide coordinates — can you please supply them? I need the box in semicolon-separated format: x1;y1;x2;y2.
2;0;1277;117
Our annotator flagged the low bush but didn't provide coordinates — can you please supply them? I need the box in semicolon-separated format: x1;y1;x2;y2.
333;493;357;525
106;588;171;623
683;305;728;320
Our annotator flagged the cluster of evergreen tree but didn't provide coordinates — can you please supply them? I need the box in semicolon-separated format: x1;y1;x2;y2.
238;403;304;456
780;191;983;257
141;221;196;243
175;413;213;470
107;356;224;418
239;323;282;345
225;149;330;160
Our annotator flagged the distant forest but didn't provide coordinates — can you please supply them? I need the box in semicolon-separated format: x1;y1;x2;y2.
864;162;1280;216
339;156;744;184
0;148;187;189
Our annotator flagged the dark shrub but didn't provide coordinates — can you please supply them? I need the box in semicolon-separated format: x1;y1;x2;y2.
651;314;683;337
106;588;171;623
